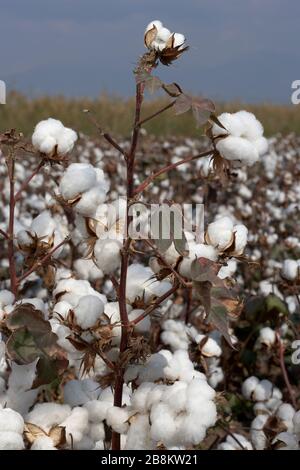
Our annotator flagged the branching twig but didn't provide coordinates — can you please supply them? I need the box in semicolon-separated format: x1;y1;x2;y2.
17;238;68;285
84;109;129;161
136;100;175;128
276;331;297;408
134;149;213;195
15;160;45;202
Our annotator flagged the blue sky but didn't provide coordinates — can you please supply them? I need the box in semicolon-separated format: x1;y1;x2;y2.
1;0;299;102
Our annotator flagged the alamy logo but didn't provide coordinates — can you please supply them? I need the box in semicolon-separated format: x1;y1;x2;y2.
291;80;300;105
0;80;6;104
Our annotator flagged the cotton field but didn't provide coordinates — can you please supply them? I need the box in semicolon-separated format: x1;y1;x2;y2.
0;19;299;453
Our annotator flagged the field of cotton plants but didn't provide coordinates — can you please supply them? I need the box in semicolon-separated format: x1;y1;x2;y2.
0;20;299;453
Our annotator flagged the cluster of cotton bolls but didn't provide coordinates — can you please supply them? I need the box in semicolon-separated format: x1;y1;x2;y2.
145;20;186;51
212;111;268;166
124;350;217;449
32;118;77;157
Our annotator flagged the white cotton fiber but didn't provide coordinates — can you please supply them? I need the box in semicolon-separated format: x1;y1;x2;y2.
73;295;104;329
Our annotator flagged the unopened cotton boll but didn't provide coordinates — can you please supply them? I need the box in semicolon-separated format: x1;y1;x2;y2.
281;259;299;281
73;295;104;329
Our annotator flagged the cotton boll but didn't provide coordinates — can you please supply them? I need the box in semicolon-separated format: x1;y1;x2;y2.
53;300;72;320
145;20;163;33
84;400;111;423
281;259;299;281
129;309;151;334
89;422;105;442
276;403;295;431
31;436;57;450
126;263;172;304
256;327;276;348
75;186;108;217
235;111;264;140
60;407;89;445
0;432;24;450
220;433;253;450
57;127;78;155
106;406;131;434
26;403;71;430
94;238;122;274
273;432;299;450
242;376;260;400
173;33;185;48
217;136;259;166
251;414;268;450
60;163;97;201
212;112;244;137
253;137;268;155
125;413;154;450
73;295;104;329
74;258;103;281
197;335;222;357
150;402;176;444
293;410;300;435
218;259;237;279
253;380;273;402
206;216;234;251
161;319;189;351
0;408;24;434
233;224;248;255
0;290;15;307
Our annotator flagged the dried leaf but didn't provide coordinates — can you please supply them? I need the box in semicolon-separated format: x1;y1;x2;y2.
174;93;193;115
24;423;47;444
48;426;66;447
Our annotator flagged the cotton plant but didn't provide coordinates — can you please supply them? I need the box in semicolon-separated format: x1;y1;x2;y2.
0;19;297;453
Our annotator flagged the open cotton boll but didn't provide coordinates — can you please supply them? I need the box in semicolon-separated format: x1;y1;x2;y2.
125;413;154;450
32;118;77;156
26;403;72;431
74;258;103;281
161;319;190;351
281;259;299;281
293;411;300;435
206;216;234;251
218;259;237;279
75;186;107;217
0;408;24;434
163;350;205;383
233;224;248;255
94;238;122;274
242;376;260;400
53;278;107;307
253;379;273;402
59;163;97;201
216;136;259;166
178;244;218;278
31;436;57;450
251;414;268;450
173;33;185;48
73;295;104;329
276;404;295;430
0;290;15;308
256;327;276;348
126;263;172;304
0;432;24;450
218;433;253;450
106;406;132;435
273;432;299;450
235;110;264;140
145;20;163;33
125;350;172;385
84;400;112;423
212;112;245;137
60;407;89;445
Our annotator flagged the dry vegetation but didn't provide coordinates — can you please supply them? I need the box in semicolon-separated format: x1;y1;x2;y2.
0;91;299;138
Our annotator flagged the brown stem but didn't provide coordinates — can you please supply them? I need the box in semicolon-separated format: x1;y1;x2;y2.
134;149;213;195
131;282;179;325
7;157;17;297
17;238;68;285
15;160;45;202
84;110;129;161
111;80;145;451
136;100;175;128
0;229;9;240
276;332;297;408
